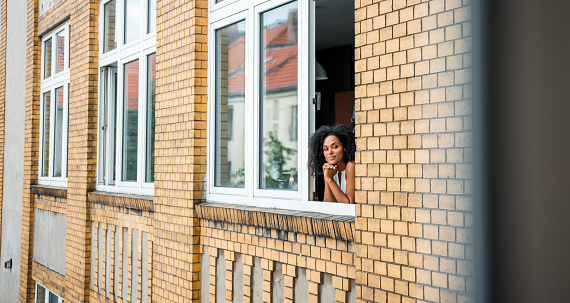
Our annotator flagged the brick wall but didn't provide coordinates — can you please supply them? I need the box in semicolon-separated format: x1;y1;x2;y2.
151;0;208;301
353;0;473;302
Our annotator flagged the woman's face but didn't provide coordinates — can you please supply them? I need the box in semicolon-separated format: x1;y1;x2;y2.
322;135;345;165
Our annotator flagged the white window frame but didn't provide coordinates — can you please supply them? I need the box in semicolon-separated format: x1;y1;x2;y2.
35;283;64;303
97;0;156;195
206;0;354;215
38;22;70;187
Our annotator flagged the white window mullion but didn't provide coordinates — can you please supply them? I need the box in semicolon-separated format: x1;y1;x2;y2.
62;82;69;179
137;53;145;188
245;9;254;199
251;3;261;196
299;0;312;201
115;61;125;186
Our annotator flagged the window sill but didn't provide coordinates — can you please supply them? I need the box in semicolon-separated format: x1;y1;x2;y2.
31;185;67;199
88;191;154;212
196;202;355;241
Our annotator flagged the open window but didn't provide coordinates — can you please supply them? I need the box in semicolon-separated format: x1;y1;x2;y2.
97;0;156;195
207;0;355;215
39;22;70;187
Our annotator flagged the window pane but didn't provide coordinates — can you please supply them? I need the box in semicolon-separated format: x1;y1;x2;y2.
214;21;246;188
48;292;58;303
122;60;139;181
55;30;65;73
53;87;64;177
124;0;141;43
44;38;52;79
147;0;156;34
145;53;156;182
259;2;298;190
104;0;117;52
42;92;51;177
36;285;46;303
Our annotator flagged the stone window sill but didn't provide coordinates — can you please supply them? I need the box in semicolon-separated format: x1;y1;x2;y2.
88;191;154;211
31;185;67;199
196;202;355;241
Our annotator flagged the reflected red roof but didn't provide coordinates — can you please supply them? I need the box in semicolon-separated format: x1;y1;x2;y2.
227;22;297;95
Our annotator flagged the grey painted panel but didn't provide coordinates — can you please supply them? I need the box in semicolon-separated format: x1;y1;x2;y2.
98;224;103;293
201;246;210;302
115;227;120;298
233;253;243;303
141;232;148;303
252;257;263;303
348;279;355;303
0;0;27;301
122;228;128;301
131;229;138;303
106;227;111;298
216;250;226;303
294;268;308;303
320;273;334;303
272;263;284;303
31;209;67;275
91;222;96;290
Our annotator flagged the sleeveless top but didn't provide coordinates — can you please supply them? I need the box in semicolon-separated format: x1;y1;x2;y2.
333;170;347;194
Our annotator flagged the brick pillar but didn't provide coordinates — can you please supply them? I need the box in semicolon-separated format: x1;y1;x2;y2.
63;0;100;301
353;0;474;302
152;0;208;301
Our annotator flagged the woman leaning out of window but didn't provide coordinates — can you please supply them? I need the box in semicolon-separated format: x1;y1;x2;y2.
308;125;356;204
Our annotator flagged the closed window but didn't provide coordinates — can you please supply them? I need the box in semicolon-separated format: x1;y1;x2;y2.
39;22;69;186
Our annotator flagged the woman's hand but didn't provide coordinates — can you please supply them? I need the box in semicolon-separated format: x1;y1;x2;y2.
322;163;337;181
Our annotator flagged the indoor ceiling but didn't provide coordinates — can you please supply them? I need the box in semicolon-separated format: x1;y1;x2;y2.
315;0;355;51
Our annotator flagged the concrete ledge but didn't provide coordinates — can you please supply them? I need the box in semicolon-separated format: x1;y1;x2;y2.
88;191;154;212
196;202;355;241
31;185;67;198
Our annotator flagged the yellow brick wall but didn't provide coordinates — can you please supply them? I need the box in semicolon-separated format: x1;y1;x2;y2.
151;0;208;301
353;0;474;302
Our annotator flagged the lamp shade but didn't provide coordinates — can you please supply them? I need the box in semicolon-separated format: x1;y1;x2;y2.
315;61;328;80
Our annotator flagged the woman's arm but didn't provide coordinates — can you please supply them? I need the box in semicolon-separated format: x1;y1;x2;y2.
323;161;355;204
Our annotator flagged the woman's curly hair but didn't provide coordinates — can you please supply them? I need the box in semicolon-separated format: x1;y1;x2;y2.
308;124;356;176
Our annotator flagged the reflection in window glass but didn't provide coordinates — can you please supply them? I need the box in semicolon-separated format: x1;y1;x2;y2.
44;38;52;79
146;53;156;182
42;92;51;177
122;60;139;181
53;87;64;177
55;30;65;73
260;2;298;190
124;0;141;43
36;285;46;303
215;21;246;188
104;0;117;52
148;0;156;34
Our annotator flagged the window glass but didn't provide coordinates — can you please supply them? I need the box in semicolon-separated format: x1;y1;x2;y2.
42;92;51;177
44;38;52;79
36;285;46;303
148;0;156;34
122;59;139;181
145;53;156;182
55;30;65;73
48;292;58;303
124;0;141;43
215;21;246;188
53;86;64;177
104;0;117;52
259;1;298;190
